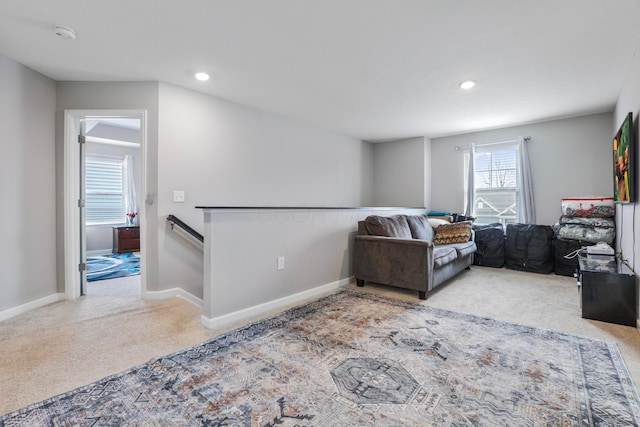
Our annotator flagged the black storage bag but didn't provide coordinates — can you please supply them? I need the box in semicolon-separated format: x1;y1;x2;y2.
505;224;554;274
552;238;594;277
472;223;505;268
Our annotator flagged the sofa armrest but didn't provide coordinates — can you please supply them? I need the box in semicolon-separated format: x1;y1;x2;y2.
354;235;434;292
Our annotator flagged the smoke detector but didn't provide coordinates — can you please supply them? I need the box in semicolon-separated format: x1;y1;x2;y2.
54;25;76;40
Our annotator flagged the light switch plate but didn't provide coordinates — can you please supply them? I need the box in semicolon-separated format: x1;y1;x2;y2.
173;190;185;203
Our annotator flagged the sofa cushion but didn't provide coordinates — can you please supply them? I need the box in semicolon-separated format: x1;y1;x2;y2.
364;215;412;239
406;215;434;241
433;221;473;244
433;246;457;268
449;241;477;258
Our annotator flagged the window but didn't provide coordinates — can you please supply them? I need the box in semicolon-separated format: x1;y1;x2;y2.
473;146;517;225
85;156;125;225
465;138;535;225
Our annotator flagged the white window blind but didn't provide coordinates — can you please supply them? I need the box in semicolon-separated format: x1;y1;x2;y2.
85;156;125;225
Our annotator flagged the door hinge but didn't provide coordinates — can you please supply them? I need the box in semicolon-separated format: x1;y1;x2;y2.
78;135;86;144
78;262;86;272
78;199;85;208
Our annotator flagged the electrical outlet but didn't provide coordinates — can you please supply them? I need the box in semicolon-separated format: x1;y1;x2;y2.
277;256;285;270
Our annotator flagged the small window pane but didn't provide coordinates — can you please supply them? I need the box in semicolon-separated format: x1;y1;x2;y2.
475;153;491;172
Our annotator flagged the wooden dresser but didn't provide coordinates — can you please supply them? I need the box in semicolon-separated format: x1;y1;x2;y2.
112;226;140;253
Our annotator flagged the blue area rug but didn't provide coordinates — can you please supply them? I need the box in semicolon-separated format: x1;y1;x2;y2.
1;290;639;425
86;252;140;282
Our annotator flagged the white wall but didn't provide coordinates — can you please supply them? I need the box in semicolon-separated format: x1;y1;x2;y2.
87;123;139;143
55;81;374;303
372;136;431;208
157;83;375;298
202;207;425;324
0;54;57;312
613;45;640;274
431;113;613;226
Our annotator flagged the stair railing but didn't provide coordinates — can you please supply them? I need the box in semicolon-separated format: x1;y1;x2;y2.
167;214;204;243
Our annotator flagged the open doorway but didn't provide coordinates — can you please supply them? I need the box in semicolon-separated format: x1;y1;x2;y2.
83;118;141;297
64;110;147;301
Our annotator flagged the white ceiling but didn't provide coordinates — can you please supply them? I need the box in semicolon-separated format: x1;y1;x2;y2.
1;0;640;140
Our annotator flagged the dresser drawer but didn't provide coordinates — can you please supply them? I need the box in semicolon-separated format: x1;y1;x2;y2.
119;227;140;239
119;238;140;251
113;226;140;253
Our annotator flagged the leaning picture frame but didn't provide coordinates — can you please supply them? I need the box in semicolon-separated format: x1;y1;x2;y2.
613;112;635;203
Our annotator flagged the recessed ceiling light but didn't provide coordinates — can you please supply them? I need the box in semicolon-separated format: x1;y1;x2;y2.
54;25;76;40
195;72;210;81
460;80;476;90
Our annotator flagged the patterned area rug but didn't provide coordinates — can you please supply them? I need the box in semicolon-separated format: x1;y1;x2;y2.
2;290;639;426
86;252;140;282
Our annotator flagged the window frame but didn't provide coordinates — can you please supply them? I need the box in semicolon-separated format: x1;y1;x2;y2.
465;141;521;226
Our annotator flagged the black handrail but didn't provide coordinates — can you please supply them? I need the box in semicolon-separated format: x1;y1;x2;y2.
167;215;204;243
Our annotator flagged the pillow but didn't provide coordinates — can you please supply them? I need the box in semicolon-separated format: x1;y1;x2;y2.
428;218;450;228
433;221;473;244
364;215;412;239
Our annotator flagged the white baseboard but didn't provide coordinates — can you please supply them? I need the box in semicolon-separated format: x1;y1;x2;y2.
143;288;203;308
87;249;113;257
0;279;351;328
200;277;353;330
0;293;65;323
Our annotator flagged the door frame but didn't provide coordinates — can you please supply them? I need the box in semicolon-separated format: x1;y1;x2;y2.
64;109;148;299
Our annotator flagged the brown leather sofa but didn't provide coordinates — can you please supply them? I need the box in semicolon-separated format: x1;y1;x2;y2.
354;214;476;299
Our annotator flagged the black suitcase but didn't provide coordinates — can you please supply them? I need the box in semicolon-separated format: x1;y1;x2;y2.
505;224;554;274
552;238;594;277
472;223;505;268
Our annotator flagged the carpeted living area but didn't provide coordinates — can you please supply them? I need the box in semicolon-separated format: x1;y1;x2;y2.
85;274;141;298
1;287;640;425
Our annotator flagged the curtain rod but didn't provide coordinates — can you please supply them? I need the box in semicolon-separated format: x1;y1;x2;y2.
455;136;531;151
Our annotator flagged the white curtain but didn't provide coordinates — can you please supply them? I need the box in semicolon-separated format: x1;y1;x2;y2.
123;155;137;217
464;143;476;217
517;137;536;224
